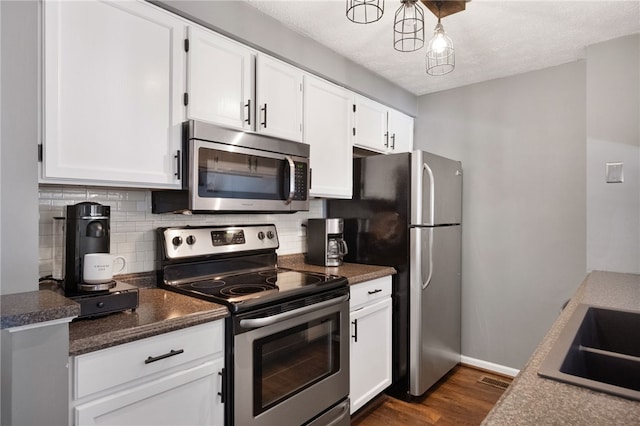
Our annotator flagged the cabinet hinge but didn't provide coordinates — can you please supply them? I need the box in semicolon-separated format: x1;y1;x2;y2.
184;38;189;52
352;128;356;136
183;92;189;106
353;104;356;113
37;144;43;162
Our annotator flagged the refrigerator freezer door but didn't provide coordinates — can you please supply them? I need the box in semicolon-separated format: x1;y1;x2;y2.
409;226;461;396
411;151;462;226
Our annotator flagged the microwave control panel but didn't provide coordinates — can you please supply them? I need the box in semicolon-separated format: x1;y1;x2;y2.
293;162;308;200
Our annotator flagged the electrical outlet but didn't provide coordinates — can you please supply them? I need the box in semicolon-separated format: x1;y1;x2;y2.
606;162;624;183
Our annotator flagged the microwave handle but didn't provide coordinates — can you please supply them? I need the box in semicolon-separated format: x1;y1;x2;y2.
284;155;295;205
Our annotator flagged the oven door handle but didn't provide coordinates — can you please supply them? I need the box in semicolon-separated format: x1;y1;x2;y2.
239;294;349;328
284;155;295;205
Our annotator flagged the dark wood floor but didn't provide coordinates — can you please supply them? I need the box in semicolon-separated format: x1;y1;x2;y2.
351;365;512;426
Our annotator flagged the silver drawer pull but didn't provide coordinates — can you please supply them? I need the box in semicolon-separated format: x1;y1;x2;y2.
368;289;382;295
144;349;184;364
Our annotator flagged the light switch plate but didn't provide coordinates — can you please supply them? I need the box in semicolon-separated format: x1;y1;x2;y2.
606;162;624;183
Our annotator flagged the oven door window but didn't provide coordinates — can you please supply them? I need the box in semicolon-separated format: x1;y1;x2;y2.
197;148;288;200
253;312;341;415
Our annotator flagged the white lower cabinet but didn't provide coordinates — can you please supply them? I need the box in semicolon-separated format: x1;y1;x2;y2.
349;277;393;414
70;321;225;426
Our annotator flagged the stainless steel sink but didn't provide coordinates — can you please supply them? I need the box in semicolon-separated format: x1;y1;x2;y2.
538;304;640;401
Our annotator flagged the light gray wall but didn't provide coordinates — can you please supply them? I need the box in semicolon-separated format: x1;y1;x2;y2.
153;0;417;116
415;61;588;369
586;35;640;273
0;0;39;295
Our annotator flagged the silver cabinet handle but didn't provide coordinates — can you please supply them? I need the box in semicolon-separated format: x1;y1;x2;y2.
261;103;268;128
244;99;251;126
351;318;358;342
174;150;181;180
391;133;396;149
239;294;348;328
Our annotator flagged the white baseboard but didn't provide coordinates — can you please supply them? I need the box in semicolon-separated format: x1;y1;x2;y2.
460;355;520;378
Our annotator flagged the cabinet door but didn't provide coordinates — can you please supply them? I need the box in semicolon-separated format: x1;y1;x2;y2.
354;95;388;153
388;109;414;153
43;0;185;188
350;297;393;414
256;54;303;142
187;26;254;130
303;75;353;199
74;358;224;426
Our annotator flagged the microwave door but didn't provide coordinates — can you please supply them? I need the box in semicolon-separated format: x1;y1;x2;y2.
189;140;306;212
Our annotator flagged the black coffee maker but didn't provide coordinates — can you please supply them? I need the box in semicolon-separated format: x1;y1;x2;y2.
63;202;138;317
64;202;111;294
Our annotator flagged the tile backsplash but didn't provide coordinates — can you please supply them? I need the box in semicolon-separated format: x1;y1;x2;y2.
38;185;324;278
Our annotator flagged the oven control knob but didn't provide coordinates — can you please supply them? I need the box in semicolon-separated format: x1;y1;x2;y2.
257;231;265;240
266;231;274;239
172;236;183;246
186;235;196;245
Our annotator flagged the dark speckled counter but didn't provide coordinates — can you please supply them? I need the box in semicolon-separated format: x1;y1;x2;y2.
4;258;391;356
1;290;80;329
482;271;640;425
278;254;396;284
69;288;228;356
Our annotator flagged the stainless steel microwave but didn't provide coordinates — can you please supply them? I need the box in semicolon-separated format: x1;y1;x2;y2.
152;121;310;213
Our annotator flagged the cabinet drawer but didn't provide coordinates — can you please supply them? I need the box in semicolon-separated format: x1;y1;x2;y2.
73;321;223;399
350;276;392;309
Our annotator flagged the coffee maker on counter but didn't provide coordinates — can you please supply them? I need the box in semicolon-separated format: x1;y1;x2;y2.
306;218;349;267
63;202;138;318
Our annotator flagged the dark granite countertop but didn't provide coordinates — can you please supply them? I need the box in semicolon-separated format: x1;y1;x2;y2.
69;288;228;356
482;271;640;425
1;290;80;329
278;254;396;284
4;257;391;354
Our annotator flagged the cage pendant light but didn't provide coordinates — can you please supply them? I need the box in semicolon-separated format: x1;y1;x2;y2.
426;4;455;76
393;0;425;52
346;0;384;24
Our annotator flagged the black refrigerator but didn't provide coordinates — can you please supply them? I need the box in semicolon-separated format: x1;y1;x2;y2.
327;150;462;398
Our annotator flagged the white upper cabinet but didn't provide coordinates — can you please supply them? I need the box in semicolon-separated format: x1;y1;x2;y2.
256;54;304;142
353;95;388;153
186;26;254;130
353;95;414;154
387;108;414;153
303;75;353;199
43;0;185;188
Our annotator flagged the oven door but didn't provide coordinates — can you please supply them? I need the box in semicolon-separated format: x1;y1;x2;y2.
189;139;309;212
233;290;350;426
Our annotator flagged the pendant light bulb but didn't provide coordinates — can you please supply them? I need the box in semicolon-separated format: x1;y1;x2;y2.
430;22;448;53
426;17;455;76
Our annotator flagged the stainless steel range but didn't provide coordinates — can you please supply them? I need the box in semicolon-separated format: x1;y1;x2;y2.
157;224;350;426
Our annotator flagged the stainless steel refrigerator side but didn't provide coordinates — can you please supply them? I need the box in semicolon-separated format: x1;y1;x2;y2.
408;226;462;396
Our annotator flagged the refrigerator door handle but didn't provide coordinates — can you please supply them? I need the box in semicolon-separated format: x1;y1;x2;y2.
423;163;435;225
422;228;434;290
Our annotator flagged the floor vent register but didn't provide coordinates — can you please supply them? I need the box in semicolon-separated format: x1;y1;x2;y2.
478;375;511;390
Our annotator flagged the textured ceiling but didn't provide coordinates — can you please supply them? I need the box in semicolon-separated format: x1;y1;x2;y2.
242;0;640;96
